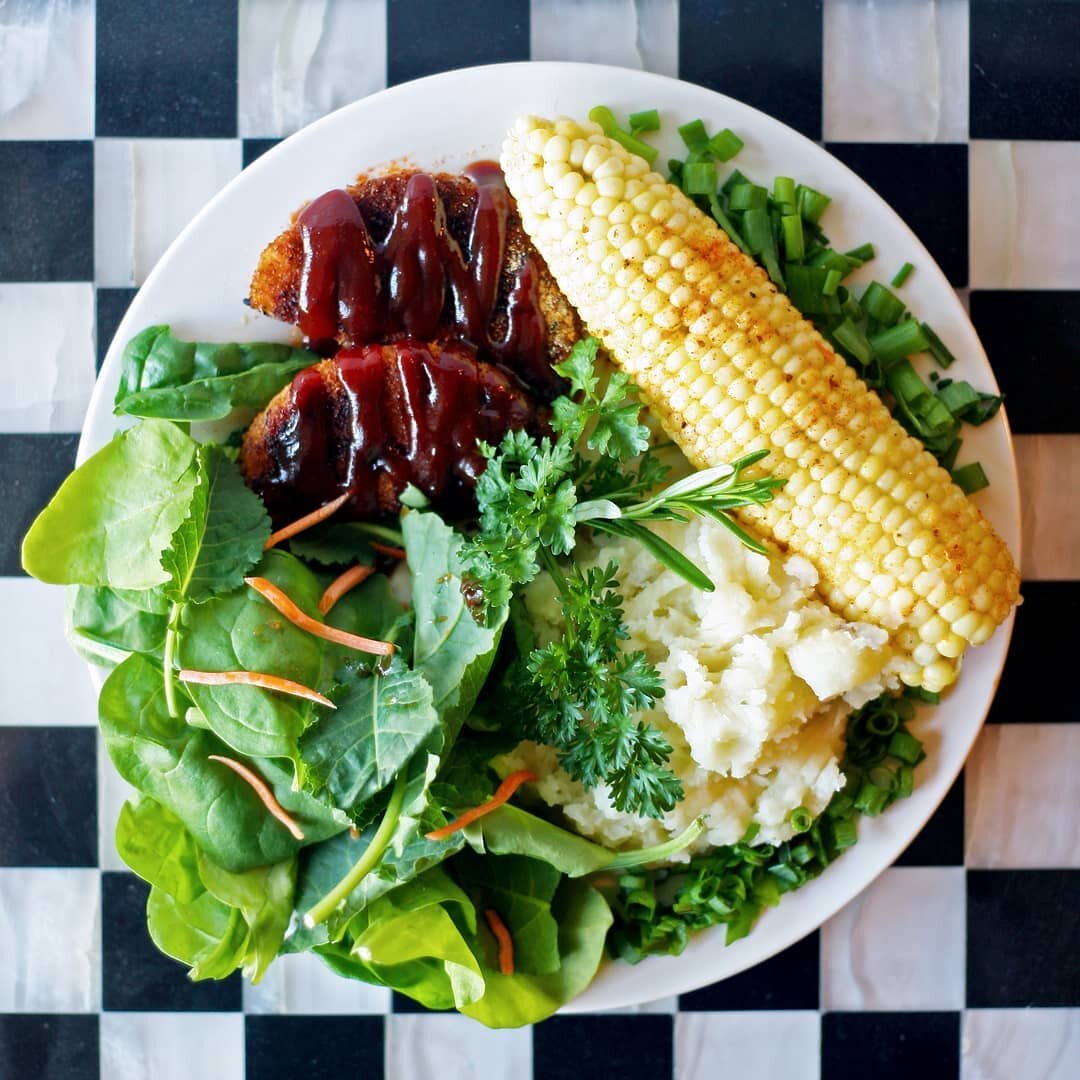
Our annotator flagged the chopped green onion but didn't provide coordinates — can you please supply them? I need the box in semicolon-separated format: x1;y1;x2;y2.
937;379;981;415
743;208;785;287
844;242;876;264
822;268;842;297
773;175;796;207
904;685;942;704
629;108;660;133
797;184;831;224
891;261;914;287
728;183;768;211
951;461;990;494
921;322;957;368
869;320;930;365
789;807;813;833
707;128;744;161
721;168;749;196
861;281;906;327
866;710;899;737
781;213;805;261
832;318;873;365
938;437;963;471
678;118;709;150
683;160;718;195
707;191;752;255
854;779;889;817
887;730;924;765
831;816;858;851
588;104;658;164
808;248;858;275
895;764;914;799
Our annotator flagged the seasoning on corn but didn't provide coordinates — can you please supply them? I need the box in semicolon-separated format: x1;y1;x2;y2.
500;115;1020;692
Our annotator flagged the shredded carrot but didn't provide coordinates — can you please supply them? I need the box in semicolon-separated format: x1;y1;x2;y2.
264;489;353;550
369;541;407;560
424;770;537;841
245;576;395;656
207;755;305;840
484;909;515;976
179;669;335;708
318;563;375;615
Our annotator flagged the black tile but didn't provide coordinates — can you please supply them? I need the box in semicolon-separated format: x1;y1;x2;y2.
0;433;79;577
0;1015;99;1080
678;930;819;1010
0;728;96;867
0;142;93;282
242;138;282;169
967;869;1080;1006
96;0;238;137
970;291;1080;435
971;0;1080;140
826;143;968;286
823;1012;959;1080
101;872;242;1011
245;1016;384;1080
534;1015;672;1080
680;0;823;141
987;581;1078;723
390;991;452;1014
387;0;529;86
96;287;138;371
895;772;964;866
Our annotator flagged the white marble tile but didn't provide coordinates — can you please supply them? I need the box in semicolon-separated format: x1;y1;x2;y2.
0;0;94;139
965;724;1080;869
531;0;678;78
0;284;95;433
243;949;392;1014
824;0;968;143
385;1014;531;1080
1016;435;1080;582
0;579;97;724
821;866;965;1010
99;733;135;872
962;1009;1079;1080
238;0;387;138
94;138;243;287
970;140;1080;289
0;868;100;1012
675;1011;820;1080
100;1013;245;1080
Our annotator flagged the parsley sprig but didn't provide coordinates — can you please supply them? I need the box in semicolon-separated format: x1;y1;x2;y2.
462;337;784;819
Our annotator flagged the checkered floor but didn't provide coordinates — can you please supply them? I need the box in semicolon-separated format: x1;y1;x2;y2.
1;1;1078;1078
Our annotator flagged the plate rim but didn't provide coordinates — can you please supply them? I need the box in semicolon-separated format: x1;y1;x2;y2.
84;60;1021;1013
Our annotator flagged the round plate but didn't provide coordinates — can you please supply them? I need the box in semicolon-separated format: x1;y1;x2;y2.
85;62;1020;1013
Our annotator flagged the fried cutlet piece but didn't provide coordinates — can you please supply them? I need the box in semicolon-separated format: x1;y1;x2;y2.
240;340;550;525
248;170;581;395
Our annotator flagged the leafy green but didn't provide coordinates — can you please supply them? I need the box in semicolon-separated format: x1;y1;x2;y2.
160;445;270;604
287;521;402;566
453;853;562;975
114;325;316;422
300;657;440;814
461;878;612;1028
99;652;349;871
404;511;509;734
116;796;202;902
147;885;249;980
22;419;199;589
67;585;169;667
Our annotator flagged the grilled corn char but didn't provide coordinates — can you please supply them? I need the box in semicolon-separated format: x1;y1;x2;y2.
501;115;1020;691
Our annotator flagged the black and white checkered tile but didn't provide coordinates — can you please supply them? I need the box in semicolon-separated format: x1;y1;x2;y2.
1;1;1077;1077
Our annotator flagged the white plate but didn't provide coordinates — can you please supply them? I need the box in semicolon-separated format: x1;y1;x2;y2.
84;62;1020;1013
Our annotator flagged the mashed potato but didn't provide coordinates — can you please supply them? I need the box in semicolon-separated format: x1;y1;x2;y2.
500;517;901;856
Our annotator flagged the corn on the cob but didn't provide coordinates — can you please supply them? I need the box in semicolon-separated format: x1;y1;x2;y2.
501;115;1020;692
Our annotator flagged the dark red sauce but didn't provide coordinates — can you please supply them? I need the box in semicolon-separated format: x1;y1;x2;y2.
253;340;548;524
295;163;553;397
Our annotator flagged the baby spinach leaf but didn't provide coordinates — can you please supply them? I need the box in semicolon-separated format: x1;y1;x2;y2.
147;884;249;981
116;796;203;903
465;804;614;877
453;852;562;975
287;522;391;567
300;657;440;813
404;511;509;735
114;325;316;422
66;585;169;668
460;878;613;1028
22;419;199;589
195;849;295;983
99;652;349;872
161;445;269;604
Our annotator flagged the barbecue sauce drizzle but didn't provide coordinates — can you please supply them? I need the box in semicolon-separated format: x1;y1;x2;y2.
259;164;554;523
